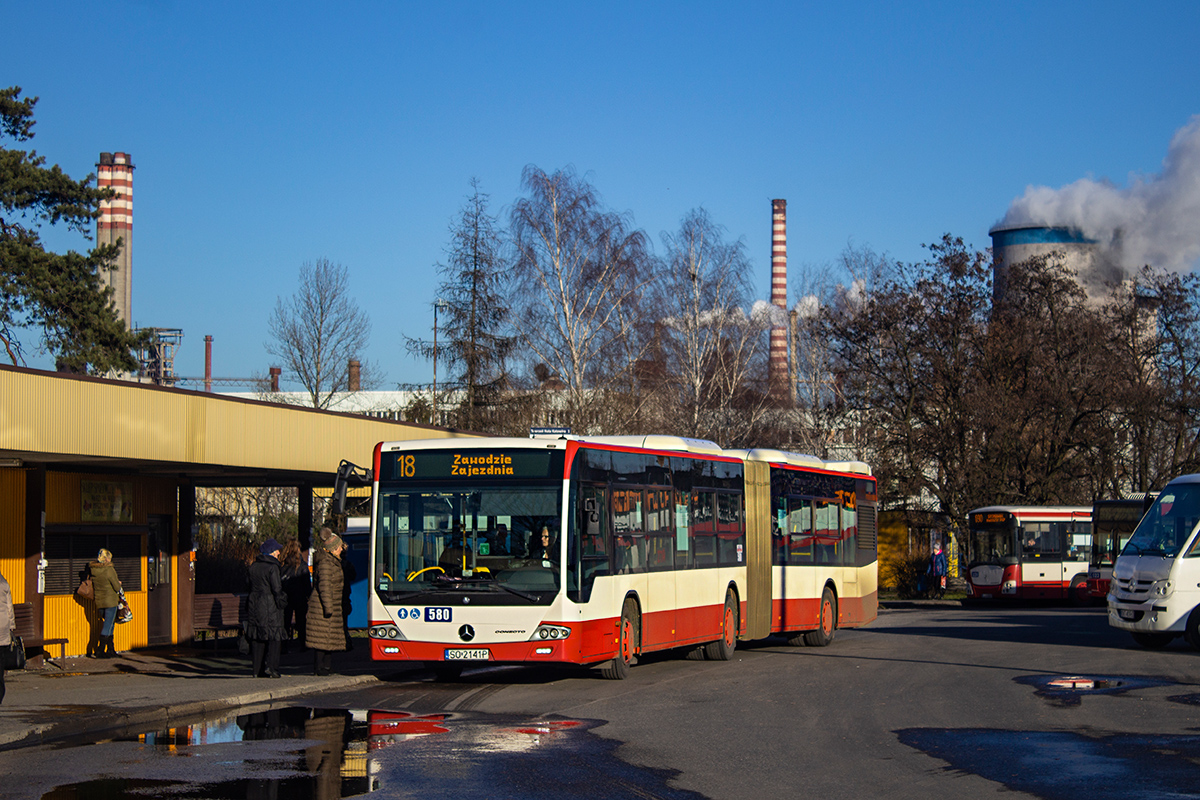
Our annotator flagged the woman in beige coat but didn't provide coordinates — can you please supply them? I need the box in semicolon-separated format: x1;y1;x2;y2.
306;534;347;675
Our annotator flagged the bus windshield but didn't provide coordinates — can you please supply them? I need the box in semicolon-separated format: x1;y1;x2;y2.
969;519;1017;566
374;484;563;605
1122;486;1200;559
1118;484;1200;561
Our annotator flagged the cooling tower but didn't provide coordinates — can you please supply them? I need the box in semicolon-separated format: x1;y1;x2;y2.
989;224;1112;304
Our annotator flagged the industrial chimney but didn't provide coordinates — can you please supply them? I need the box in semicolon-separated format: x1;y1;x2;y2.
348;359;361;392
97;152;134;328
769;199;789;403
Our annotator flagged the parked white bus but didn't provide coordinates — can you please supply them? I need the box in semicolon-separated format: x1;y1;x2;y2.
1109;474;1200;649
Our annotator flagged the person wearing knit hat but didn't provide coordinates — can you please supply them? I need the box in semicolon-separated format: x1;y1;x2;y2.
245;539;287;678
307;532;348;675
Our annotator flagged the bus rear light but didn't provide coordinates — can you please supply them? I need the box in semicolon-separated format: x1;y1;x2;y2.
530;624;570;641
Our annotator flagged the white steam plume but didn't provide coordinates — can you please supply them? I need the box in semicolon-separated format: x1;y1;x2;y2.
1000;115;1200;272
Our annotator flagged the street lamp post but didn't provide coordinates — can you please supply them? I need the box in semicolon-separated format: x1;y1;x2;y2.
432;298;450;424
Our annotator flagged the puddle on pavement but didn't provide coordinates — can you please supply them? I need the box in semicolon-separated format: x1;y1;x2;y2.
898;728;1200;800
31;707;706;800
1014;674;1172;707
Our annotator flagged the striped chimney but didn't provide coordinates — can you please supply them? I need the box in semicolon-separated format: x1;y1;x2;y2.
769;199;789;402
97;152;134;328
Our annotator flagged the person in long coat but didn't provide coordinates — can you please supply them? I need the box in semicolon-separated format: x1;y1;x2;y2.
280;539;312;651
306;533;347;676
90;549;123;658
246;538;288;678
0;571;14;704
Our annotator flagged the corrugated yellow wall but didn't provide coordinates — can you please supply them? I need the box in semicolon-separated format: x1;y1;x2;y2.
0;470;25;603
41;472;175;655
45;592;148;655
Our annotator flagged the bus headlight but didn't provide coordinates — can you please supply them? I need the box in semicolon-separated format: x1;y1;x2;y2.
1154;581;1173;597
370;625;407;640
530;624;571;641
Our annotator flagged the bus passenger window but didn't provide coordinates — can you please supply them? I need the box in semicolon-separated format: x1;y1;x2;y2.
814;500;838;563
691;492;716;567
612;488;644;574
788;497;813;565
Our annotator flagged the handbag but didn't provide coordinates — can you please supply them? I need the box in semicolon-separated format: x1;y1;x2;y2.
2;635;25;670
116;588;133;624
75;576;94;601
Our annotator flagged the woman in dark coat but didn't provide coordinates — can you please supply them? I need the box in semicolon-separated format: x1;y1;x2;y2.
90;549;123;659
246;538;288;678
280;539;311;650
306;533;347;675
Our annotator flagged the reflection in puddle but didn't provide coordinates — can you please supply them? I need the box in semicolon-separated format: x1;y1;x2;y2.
32;708;702;800
898;728;1200;800
1014;674;1172;707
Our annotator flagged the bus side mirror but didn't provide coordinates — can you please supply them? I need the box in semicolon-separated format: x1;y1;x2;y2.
333;459;373;516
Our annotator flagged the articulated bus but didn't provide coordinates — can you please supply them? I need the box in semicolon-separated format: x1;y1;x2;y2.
1086;495;1155;602
966;506;1092;602
353;435;878;679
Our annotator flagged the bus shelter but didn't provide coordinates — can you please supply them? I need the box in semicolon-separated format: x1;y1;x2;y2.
0;365;476;659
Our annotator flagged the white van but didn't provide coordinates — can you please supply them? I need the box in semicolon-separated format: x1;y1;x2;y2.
1108;474;1200;649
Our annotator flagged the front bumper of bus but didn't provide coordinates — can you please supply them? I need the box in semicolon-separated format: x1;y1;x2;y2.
1107;578;1188;633
367;621;588;665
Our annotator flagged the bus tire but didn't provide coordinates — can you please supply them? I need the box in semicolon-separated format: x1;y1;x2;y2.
804;587;837;647
1069;575;1089;607
703;592;738;661
1131;631;1174;649
602;599;639;680
1185;607;1200;650
785;633;807;647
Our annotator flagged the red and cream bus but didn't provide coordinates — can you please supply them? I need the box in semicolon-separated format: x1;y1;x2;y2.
1086;495;1155;601
352;435;878;679
966;506;1092;602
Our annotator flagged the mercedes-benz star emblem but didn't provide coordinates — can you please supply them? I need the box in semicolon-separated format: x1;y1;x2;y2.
458;624;475;642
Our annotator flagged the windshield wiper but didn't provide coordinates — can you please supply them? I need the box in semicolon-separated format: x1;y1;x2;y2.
495;583;540;603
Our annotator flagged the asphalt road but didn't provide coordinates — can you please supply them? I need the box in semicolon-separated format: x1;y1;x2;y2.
8;604;1200;800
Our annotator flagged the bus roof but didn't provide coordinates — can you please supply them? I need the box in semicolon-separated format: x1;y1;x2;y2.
374;437;872;476
968;505;1092;519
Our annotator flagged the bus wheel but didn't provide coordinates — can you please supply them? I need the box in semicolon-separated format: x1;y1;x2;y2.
602;599;639;680
785;632;807;647
703;592;738;661
1184;607;1200;650
804;588;837;647
1131;631;1174;649
1069;575;1089;607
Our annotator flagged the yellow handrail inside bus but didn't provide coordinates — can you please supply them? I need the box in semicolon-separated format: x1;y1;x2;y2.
407;566;445;581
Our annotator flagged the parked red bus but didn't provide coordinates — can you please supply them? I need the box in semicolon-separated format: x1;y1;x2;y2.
349;435;878;679
1087;495;1155;601
966;506;1092;602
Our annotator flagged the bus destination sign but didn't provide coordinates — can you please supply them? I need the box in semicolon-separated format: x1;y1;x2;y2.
380;449;563;482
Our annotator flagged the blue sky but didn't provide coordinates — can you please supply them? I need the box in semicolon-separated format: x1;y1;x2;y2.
7;1;1199;387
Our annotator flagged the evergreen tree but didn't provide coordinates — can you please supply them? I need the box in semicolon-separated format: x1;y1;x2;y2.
0;87;145;372
421;179;514;431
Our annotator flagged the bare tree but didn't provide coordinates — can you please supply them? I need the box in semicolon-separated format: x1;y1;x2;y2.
509;166;652;433
266;258;374;409
656;208;766;446
788;242;893;457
